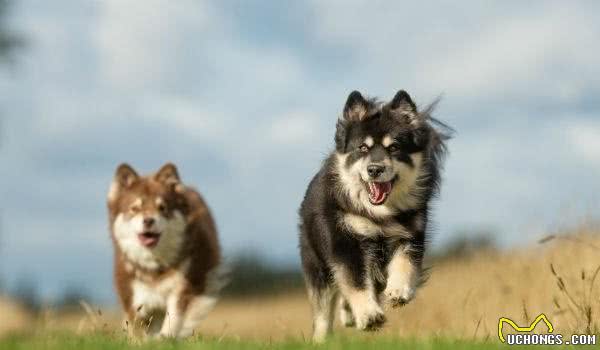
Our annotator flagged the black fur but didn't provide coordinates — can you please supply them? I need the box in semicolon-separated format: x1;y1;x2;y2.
299;90;451;339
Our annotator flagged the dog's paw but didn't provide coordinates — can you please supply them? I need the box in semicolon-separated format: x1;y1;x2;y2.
353;302;386;331
340;307;355;327
156;332;174;339
384;282;416;308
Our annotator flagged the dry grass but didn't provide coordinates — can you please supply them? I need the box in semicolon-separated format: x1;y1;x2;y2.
2;228;600;341
0;296;33;336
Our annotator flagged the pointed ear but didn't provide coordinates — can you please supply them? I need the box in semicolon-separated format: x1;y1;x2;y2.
155;163;180;185
343;90;370;121
335;119;348;152
389;90;416;112
389;90;421;127
108;163;138;202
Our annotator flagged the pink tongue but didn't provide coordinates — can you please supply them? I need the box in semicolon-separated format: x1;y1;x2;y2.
369;182;392;204
138;234;159;247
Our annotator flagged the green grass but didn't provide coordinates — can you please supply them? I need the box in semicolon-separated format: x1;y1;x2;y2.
0;333;594;350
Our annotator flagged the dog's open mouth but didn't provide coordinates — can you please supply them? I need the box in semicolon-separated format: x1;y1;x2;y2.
138;232;161;248
366;181;393;205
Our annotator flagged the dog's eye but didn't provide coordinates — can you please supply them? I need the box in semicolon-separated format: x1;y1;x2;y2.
157;203;167;213
130;205;141;213
388;143;399;152
359;144;369;153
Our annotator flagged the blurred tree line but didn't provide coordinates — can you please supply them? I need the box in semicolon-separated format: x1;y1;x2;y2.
426;228;497;264
221;228;497;298
222;253;304;297
0;0;22;63
7;232;497;313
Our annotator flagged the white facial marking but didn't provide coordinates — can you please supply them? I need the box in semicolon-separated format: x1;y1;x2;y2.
335;153;395;218
113;210;186;270
364;136;374;147
131;197;142;209
386;153;424;210
336;148;427;217
382;135;393;147
336;148;426;218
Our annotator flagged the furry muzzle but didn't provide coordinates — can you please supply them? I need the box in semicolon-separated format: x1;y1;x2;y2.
138;231;161;247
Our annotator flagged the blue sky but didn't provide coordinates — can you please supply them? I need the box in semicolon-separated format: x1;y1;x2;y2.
1;0;600;304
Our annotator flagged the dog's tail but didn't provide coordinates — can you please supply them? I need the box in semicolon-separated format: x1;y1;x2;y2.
204;261;232;297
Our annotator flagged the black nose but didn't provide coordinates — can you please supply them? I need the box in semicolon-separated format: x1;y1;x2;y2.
367;165;385;178
143;217;155;227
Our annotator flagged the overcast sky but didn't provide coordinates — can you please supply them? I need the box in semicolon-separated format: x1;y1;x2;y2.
1;0;599;304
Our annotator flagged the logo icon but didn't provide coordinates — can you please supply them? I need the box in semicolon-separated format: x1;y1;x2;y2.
498;314;554;343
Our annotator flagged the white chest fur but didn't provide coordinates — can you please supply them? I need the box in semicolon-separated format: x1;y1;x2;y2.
340;213;412;238
131;260;189;318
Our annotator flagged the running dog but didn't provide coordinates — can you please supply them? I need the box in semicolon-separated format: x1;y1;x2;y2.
108;163;225;339
299;90;451;341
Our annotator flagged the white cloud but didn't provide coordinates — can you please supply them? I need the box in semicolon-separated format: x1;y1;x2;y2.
569;121;600;167
94;0;216;91
308;1;600;106
267;110;318;146
418;3;600;102
94;0;306;98
139;95;231;141
436;113;600;247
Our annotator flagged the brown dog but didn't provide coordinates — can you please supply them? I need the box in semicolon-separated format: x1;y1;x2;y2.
107;163;225;339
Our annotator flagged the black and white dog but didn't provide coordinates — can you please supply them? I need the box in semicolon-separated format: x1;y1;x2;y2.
299;90;451;341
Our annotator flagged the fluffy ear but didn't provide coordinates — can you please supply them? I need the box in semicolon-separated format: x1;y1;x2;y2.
388;89;421;127
343;90;370;121
108;163;138;202
155;163;181;185
334;119;348;152
389;90;417;112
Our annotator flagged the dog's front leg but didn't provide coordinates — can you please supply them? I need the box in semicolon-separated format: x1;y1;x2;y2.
383;244;420;307
333;264;385;331
158;295;184;338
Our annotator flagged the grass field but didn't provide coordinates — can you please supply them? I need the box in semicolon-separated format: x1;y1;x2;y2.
0;334;595;350
1;226;599;349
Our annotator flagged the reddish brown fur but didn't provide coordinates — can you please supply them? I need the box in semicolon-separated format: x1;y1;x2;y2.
108;163;221;326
